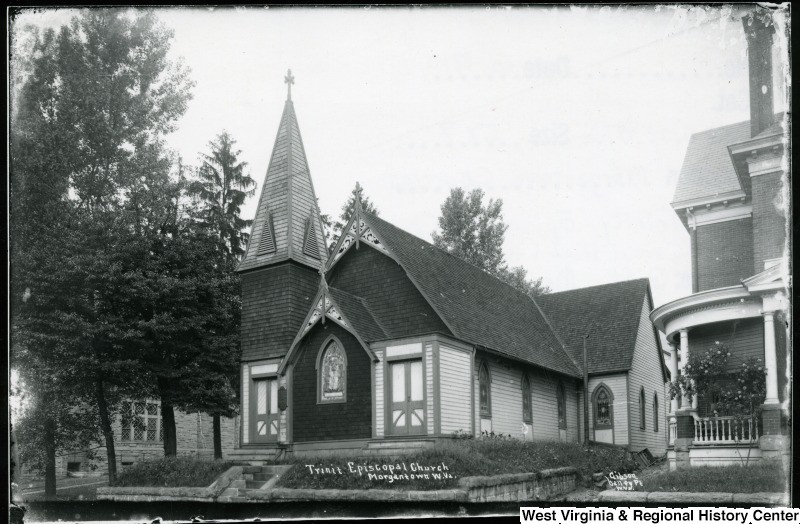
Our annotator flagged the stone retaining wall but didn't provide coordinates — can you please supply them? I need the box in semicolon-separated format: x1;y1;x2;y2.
98;466;578;503
599;490;789;505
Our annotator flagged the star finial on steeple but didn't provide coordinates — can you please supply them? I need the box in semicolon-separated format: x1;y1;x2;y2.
285;69;295;100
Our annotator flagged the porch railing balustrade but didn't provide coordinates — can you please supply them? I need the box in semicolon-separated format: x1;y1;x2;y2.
692;415;759;445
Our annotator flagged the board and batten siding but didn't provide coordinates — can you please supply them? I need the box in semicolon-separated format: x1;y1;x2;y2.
426;343;434;435
438;344;472;435
578;374;629;446
627;297;668;455
374;349;384;438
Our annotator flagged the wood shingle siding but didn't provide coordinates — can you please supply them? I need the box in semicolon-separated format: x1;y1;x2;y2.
328;246;451;339
439;344;472;435
240;263;320;361
291;322;372;441
626;297;668;455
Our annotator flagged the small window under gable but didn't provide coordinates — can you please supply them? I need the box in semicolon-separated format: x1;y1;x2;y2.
303;216;321;259
256;212;276;256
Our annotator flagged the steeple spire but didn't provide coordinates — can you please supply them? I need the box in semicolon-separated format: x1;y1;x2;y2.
237;71;327;273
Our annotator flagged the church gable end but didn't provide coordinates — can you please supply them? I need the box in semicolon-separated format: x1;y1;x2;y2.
292;321;372;441
328;245;451;339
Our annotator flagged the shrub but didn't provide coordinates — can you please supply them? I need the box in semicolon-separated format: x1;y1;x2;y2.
111;457;234;487
641;461;786;493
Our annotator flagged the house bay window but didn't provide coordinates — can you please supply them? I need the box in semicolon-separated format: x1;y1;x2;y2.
120;401;163;442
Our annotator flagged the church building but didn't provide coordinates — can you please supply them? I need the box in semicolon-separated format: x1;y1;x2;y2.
231;71;669;461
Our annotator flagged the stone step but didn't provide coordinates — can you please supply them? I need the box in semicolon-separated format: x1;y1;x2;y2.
245;480;266;489
252;473;273;481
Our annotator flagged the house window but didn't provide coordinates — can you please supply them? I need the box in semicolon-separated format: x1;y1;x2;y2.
120;401;162;442
639;387;646;430
522;375;532;424
479;362;491;417
319;338;347;403
653;393;659;432
557;382;566;429
593;384;613;428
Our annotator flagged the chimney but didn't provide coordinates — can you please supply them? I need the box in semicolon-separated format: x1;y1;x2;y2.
742;12;776;137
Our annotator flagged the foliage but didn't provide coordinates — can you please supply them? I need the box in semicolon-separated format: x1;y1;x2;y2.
432;187;549;298
322;184;380;252
668;343;766;421
277;439;637;490
640;461;786;493
10;7;196;477
189;131;256;260
111;457;235;487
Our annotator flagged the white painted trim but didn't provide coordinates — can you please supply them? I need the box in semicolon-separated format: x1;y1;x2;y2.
728;133;783;156
764;258;783;270
689;205;752;228
651;285;749;332
662;300;763;341
251;364;279;375
386;343;423;358
670;190;747;212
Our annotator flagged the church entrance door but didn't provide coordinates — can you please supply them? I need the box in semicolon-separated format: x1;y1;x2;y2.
251;377;279;444
388;360;425;436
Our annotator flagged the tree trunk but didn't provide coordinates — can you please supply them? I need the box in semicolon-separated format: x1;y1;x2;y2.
157;377;178;456
44;411;57;497
213;413;222;460
95;379;117;483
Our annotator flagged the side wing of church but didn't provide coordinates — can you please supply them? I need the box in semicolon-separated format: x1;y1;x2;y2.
232;77;669;460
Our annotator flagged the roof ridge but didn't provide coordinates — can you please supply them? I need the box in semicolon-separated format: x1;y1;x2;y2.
362;209;552;306
544;277;649;296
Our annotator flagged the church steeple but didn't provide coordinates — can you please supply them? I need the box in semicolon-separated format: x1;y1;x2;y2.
238;70;328;273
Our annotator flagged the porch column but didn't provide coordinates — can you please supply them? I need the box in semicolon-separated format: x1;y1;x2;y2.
762;312;780;405
678;329;696;409
668;342;679;414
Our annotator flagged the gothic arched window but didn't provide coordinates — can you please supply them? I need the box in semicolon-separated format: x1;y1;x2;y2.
653;392;659;433
639;387;646;430
318;338;347;403
522;375;532;424
479;362;491;417
593;384;613;428
557;382;566;429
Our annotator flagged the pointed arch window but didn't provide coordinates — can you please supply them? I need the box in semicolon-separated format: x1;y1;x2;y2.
522;375;532;424
639;387;646;430
479;362;491;417
256;212;276;256
557;382;566;429
653;392;659;433
593;384;613;428
317;337;347;404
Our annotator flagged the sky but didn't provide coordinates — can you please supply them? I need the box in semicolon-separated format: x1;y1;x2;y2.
11;5;790;309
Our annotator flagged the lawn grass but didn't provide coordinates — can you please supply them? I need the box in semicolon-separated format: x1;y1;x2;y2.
110;457;235;488
277;439;638;491
640;461;787;493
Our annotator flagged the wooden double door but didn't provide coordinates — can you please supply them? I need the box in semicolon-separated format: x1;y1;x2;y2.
250;377;279;444
388;359;425;435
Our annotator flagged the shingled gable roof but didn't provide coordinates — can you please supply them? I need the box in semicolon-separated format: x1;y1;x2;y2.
672;112;786;208
537;278;663;377
237;93;327;273
352;211;581;378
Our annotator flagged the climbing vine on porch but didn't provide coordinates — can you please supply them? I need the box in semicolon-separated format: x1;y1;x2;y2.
668;342;767;419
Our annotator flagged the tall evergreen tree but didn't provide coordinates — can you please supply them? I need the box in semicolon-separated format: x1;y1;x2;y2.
432;187;549;299
186;131;254;458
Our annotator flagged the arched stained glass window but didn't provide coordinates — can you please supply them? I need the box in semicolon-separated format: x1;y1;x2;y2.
593;384;613;428
319;339;347;403
557;382;566;429
479;362;491;417
522;375;532;424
